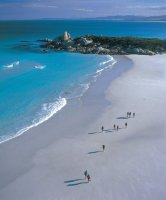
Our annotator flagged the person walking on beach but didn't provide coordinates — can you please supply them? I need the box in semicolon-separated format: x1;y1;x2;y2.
117;125;119;131
125;122;127;128
102;145;105;151
133;112;135;118
84;170;88;179
113;124;116;130
87;174;91;182
101;126;104;132
127;112;129;118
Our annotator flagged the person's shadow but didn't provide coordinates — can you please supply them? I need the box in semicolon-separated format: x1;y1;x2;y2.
104;129;113;133
88;150;103;154
88;131;101;134
64;178;88;186
116;116;128;119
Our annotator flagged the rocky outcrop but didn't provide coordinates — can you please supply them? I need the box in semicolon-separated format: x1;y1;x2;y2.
63;32;71;41
40;32;166;55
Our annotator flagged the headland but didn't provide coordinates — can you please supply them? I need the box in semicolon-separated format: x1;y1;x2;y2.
40;31;166;55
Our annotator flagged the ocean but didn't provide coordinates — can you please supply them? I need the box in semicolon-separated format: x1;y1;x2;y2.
0;20;166;143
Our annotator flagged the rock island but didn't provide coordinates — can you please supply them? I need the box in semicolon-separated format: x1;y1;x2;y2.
41;31;166;55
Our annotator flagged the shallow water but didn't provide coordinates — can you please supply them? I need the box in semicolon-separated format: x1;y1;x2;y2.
0;20;165;143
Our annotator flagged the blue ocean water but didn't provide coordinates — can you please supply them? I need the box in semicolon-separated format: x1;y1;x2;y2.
0;20;166;143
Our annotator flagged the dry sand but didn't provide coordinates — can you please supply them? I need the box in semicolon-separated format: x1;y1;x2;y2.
0;55;166;200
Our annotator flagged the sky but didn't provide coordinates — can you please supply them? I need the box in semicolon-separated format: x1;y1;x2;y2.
0;0;166;20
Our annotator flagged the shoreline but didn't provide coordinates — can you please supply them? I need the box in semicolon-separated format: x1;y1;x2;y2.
0;97;67;145
0;56;132;188
0;55;116;145
1;54;166;199
0;55;116;144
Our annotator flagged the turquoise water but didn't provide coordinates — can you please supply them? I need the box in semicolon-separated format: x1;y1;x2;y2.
0;20;166;142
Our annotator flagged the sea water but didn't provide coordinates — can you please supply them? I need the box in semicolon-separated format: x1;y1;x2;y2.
0;20;166;143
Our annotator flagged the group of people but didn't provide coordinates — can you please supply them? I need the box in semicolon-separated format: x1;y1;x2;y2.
84;170;91;182
102;121;128;132
113;124;119;130
85;112;135;183
127;112;135;118
84;146;105;183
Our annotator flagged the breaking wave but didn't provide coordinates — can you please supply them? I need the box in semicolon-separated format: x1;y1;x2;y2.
3;61;20;68
34;65;46;70
0;97;67;144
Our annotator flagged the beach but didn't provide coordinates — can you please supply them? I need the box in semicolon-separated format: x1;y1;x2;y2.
0;54;166;200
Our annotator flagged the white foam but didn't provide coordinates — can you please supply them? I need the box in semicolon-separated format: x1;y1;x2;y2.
0;97;67;144
94;56;117;80
4;64;14;68
63;56;117;100
96;68;105;74
99;55;114;66
14;61;20;65
3;61;20;69
0;56;117;144
34;65;46;70
34;98;67;124
64;83;90;100
76;83;90;98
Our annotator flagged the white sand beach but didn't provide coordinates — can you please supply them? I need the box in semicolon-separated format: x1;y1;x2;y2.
0;54;166;200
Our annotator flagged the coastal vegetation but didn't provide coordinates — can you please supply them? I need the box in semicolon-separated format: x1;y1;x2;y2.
41;32;166;55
